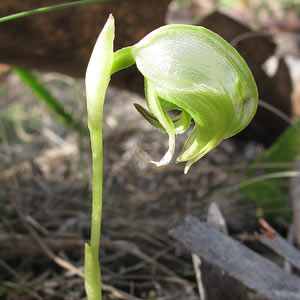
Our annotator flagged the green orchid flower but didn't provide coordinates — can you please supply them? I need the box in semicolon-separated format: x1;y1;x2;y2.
112;24;258;173
85;17;258;300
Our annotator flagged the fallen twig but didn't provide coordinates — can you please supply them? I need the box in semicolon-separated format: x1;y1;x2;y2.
291;157;300;248
258;219;300;271
170;215;300;300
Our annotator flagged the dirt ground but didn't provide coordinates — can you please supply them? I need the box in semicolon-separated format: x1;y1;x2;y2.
0;70;266;299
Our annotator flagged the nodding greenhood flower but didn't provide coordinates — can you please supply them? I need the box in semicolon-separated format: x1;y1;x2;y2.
111;24;258;174
84;18;258;300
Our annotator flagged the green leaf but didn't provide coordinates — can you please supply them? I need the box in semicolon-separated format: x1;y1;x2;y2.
242;180;290;219
260;119;300;170
242;119;300;219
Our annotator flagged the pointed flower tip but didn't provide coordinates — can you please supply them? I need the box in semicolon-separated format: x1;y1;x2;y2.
184;165;190;175
85;14;115;129
86;14;115;83
106;14;115;29
150;148;173;167
152;147;176;169
103;14;115;32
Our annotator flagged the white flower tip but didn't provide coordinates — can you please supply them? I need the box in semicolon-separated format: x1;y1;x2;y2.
184;164;191;175
150;148;173;167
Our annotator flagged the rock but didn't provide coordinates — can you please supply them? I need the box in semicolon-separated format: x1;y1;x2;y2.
0;0;171;94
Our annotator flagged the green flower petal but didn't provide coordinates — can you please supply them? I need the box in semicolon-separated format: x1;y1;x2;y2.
134;103;165;132
112;24;258;173
145;80;176;167
172;110;191;134
134;103;191;135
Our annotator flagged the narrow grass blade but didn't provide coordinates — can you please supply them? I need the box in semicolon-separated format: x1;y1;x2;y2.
0;0;112;23
12;67;85;133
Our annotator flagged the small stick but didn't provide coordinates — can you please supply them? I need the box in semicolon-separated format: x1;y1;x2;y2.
11;193;142;300
291;157;300;248
284;225;294;273
10;191;84;278
192;253;206;300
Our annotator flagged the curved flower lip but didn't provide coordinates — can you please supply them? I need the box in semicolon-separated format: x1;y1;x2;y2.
117;24;258;173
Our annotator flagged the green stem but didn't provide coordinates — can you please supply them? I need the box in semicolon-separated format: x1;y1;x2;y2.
84;122;103;300
111;46;135;75
0;0;112;23
85;96;105;300
90;127;103;260
86;126;103;300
